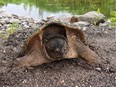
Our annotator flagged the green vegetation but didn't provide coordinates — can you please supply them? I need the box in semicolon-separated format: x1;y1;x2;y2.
0;0;115;18
110;11;116;17
110;11;116;23
109;11;116;28
0;23;20;38
7;23;20;34
0;0;115;29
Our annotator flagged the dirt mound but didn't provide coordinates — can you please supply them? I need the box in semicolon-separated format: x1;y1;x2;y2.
0;26;116;87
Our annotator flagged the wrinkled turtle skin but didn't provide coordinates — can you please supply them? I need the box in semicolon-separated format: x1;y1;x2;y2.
15;18;100;68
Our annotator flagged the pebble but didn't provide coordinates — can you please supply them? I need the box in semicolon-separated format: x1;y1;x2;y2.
61;80;65;84
47;15;54;19
23;24;29;28
21;22;28;25
75;86;78;87
99;22;110;27
12;14;19;19
9;19;20;23
106;67;109;70
115;77;116;80
0;15;2;19
108;67;115;73
3;49;6;53
28;23;33;26
3;86;9;87
82;27;87;31
104;31;108;34
96;67;102;71
22;79;27;83
0;20;6;24
4;25;9;29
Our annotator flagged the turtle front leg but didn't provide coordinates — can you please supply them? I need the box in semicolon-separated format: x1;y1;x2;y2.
14;35;50;68
66;28;100;65
15;51;50;68
74;39;101;65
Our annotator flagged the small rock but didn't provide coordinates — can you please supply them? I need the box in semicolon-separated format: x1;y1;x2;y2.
23;24;29;28
61;80;65;84
0;20;6;24
75;86;79;87
104;31;108;34
0;15;2;19
3;49;6;53
41;19;48;22
4;25;9;29
22;79;27;83
83;27;87;31
28;23;33;26
106;67;109;70
96;19;105;25
96;67;102;71
1;26;7;30
5;19;10;24
21;22;28;25
39;21;46;25
99;21;111;27
12;14;19;19
47;15;54;19
115;77;116;80
9;19;20;24
109;67;115;73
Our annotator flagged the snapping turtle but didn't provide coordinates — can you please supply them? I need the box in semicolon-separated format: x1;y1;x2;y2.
15;20;100;68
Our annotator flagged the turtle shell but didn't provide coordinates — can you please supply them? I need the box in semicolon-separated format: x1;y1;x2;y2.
15;20;100;68
23;21;85;59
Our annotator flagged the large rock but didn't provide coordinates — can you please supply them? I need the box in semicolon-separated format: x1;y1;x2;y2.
48;11;105;25
77;11;105;24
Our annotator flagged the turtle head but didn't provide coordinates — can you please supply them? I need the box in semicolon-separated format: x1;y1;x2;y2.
42;24;68;60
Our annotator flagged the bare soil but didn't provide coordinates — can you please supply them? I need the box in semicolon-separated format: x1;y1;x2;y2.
0;26;116;87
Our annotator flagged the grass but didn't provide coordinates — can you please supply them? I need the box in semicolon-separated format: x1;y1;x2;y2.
0;0;115;18
0;23;20;38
